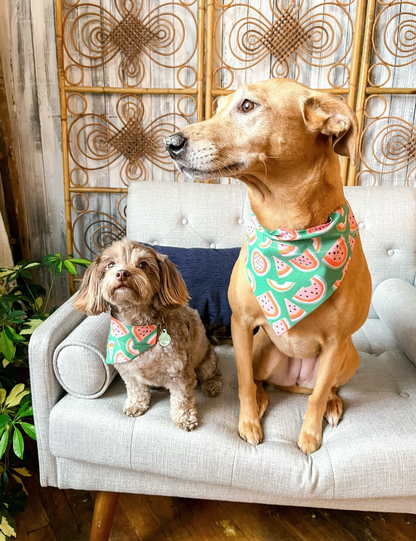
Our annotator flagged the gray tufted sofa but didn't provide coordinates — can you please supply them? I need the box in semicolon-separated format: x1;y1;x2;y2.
30;182;416;538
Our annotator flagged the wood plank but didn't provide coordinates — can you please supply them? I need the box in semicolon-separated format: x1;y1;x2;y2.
38;483;84;541
144;495;197;541
29;525;58;541
220;500;310;541
64;489;95;540
118;492;167;541
169;497;244;541
15;473;51;537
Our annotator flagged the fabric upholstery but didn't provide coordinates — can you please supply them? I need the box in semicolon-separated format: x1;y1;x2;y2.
53;312;115;398
29;295;87;487
151;245;240;334
54;459;416;514
50;345;416;505
373;278;416;366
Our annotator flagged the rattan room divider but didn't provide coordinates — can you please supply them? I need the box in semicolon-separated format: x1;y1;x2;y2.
56;0;416;291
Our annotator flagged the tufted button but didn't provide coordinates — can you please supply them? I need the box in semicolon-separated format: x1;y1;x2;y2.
152;241;158;246
238;218;244;225
209;243;216;249
387;249;395;256
399;391;410;398
182;218;189;225
358;222;366;230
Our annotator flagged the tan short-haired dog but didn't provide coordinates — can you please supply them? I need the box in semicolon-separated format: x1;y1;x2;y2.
165;78;371;453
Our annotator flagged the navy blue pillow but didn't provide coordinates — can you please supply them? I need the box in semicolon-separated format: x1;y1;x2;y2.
152;245;240;336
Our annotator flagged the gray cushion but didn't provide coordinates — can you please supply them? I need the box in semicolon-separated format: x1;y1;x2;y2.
49;344;416;503
373;278;416;366
53;311;116;399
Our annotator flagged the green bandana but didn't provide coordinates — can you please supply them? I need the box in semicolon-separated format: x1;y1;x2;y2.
107;316;157;364
245;201;357;336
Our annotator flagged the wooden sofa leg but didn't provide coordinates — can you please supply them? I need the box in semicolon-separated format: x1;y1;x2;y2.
90;491;119;541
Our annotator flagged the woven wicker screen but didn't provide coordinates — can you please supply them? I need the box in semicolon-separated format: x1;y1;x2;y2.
56;0;416;290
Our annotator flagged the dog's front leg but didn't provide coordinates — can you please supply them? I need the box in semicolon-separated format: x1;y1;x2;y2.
115;365;151;417
298;339;358;454
168;377;198;432
231;314;263;445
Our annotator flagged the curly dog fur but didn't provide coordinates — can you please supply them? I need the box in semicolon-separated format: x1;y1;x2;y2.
74;238;222;431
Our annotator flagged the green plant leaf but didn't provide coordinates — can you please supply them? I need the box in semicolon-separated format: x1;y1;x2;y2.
5;311;26;324
11;473;28;496
0;330;15;362
19;422;36;440
5;384;29;408
22;262;40;270
63;260;77;275
56;260;63;276
19;269;32;279
0;414;10;429
0;430;9;460
13;428;24;459
0;509;16;538
20;319;44;335
69;258;91;267
12;467;31;477
4;326;25;343
15;402;32;419
0;391;6;408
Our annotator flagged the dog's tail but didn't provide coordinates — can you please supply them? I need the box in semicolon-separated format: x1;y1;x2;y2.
196;343;222;397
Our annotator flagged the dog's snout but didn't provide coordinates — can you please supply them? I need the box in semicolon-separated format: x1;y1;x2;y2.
164;133;187;159
116;269;131;281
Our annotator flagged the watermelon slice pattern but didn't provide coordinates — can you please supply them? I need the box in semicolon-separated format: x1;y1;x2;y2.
245;201;357;336
106;317;158;364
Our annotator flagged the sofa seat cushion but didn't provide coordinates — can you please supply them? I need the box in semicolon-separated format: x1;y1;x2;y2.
50;345;416;502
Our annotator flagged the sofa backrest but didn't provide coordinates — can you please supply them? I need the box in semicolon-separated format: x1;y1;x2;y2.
127;182;416;318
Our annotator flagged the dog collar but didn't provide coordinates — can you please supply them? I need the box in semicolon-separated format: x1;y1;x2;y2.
245;201;357;337
106;317;158;364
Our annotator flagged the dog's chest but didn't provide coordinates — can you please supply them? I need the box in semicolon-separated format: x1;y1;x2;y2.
125;344;184;386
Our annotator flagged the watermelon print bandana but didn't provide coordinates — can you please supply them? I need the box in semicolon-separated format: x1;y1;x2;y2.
245;201;357;337
106;316;157;364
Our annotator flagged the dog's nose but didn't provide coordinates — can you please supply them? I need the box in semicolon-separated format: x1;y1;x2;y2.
164;133;187;159
116;270;130;281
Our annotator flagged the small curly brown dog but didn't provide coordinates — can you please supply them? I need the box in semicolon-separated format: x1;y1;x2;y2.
74;238;222;431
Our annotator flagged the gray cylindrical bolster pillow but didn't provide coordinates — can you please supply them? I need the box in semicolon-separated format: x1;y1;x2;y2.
373;278;416;366
53;311;117;398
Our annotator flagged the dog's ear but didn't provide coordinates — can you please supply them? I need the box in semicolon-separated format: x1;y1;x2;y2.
302;94;358;165
73;257;107;315
156;254;190;309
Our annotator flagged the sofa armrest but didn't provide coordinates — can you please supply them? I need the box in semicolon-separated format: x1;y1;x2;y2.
373;278;416;366
29;294;87;487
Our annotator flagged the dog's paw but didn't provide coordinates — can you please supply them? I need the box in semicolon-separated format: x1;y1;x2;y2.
123;399;149;417
297;428;322;454
238;418;263;446
201;378;223;397
172;407;199;431
324;394;343;428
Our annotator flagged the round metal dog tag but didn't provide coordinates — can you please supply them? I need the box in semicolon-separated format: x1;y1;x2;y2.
159;329;171;347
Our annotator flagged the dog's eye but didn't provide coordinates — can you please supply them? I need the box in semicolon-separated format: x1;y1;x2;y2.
138;261;148;270
241;99;256;113
108;261;116;269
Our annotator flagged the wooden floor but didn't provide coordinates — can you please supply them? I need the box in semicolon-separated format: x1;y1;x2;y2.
16;470;416;541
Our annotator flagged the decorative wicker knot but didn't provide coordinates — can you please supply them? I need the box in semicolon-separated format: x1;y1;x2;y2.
109;13;156;60
260;11;310;63
404;135;416;158
109;120;156;165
